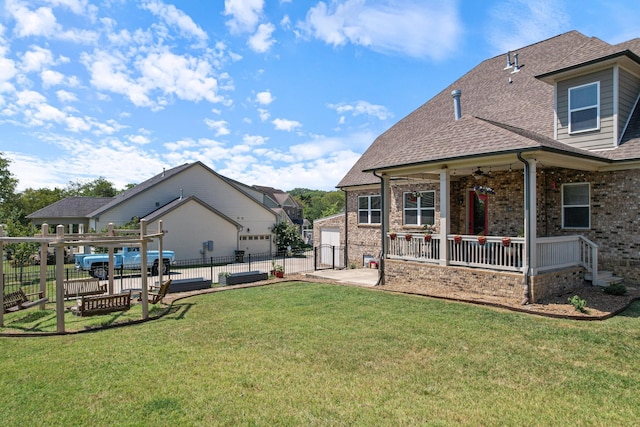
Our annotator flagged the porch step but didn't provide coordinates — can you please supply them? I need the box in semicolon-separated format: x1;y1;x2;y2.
584;270;624;287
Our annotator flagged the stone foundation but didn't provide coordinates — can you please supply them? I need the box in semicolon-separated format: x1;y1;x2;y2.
381;260;586;304
529;267;585;302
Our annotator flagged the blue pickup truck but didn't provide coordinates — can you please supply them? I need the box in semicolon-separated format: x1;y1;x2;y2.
75;246;176;280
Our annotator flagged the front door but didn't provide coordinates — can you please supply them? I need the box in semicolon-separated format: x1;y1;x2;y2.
468;191;489;235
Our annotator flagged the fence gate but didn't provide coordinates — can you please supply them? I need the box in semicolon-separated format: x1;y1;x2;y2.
315;244;344;270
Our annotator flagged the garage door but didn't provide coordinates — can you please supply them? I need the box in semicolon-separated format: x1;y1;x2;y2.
320;228;342;267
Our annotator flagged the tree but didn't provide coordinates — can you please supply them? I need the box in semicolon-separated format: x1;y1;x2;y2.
0;153;19;223
272;221;304;252
288;188;345;224
65;177;119;197
3;220;39;282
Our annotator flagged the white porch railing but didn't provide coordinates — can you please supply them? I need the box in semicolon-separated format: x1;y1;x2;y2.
386;233;598;277
447;235;524;272
534;235;597;277
386;233;524;272
387;233;440;263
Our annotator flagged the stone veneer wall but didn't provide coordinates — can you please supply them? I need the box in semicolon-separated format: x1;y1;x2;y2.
345;188;382;267
541;168;640;284
529;267;585;302
382;260;585;303
382;259;526;303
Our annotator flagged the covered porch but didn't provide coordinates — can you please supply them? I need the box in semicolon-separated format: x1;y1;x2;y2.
373;151;609;303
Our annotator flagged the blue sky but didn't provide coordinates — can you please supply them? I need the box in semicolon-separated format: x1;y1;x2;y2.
1;0;639;192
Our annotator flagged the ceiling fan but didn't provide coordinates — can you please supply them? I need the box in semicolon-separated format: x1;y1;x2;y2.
472;167;494;179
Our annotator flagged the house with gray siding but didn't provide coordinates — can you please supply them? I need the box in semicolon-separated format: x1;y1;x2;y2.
337;31;640;304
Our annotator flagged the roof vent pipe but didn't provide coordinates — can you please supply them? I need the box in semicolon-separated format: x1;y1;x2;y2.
451;89;462;120
512;53;520;73
504;51;512;69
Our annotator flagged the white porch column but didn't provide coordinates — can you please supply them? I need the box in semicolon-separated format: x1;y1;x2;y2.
381;173;391;280
439;170;450;266
527;160;537;272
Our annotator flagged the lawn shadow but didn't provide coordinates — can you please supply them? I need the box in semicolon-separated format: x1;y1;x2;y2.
163;302;194;320
618;300;640;318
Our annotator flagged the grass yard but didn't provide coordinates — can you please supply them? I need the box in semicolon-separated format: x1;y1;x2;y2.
1;281;639;426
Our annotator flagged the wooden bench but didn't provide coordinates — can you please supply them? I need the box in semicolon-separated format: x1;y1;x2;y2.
63;278;107;299
3;288;49;313
70;290;131;317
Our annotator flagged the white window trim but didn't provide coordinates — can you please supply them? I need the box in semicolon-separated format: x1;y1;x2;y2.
561;183;591;229
358;195;381;224
568;81;600;134
403;191;436;226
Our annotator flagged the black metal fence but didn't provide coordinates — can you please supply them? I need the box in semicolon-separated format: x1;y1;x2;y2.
2;250;319;303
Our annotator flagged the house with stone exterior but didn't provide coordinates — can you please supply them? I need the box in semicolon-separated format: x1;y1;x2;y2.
336;31;640;304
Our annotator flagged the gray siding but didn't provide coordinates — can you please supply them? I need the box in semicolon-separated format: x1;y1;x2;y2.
557;68;614;150
618;67;640;140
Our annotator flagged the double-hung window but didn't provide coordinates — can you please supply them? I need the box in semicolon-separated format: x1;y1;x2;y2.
562;183;590;229
403;191;435;226
568;82;599;133
358;195;381;224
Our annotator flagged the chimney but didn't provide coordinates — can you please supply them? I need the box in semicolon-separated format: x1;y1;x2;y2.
451;89;462;120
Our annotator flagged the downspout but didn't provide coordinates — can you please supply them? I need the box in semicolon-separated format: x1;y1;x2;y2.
517;152;531;305
373;170;385;286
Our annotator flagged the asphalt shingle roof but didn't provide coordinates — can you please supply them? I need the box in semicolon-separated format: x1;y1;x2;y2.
26;197;112;219
338;31;640;188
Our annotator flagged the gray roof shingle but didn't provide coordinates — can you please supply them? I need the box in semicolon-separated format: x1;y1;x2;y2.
338;30;640;188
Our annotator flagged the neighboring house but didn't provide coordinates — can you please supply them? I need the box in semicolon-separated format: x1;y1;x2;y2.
337;31;640;304
253;186;305;228
27;162;280;260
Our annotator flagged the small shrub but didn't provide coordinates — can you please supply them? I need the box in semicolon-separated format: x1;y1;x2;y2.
568;295;587;313
603;282;627;296
349;262;356;269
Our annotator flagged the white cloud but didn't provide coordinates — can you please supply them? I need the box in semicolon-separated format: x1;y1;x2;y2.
328;100;393;120
243;134;267;146
127;134;151;145
56;89;77;102
7;0;59;38
272;118;302;131
248;22;276;52
297;0;462;59
257;108;270;121
224;0;265;34
82;48;225;109
255;90;274;105
487;0;570;53
6;0;98;43
40;69;65;87
204;118;230;136
44;0;94;16
141;0;208;43
20;46;55;72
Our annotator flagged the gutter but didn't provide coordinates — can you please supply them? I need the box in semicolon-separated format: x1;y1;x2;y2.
372;170;385;286
517;152;531;305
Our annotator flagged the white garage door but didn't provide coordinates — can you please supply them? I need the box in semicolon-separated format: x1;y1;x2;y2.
320;228;342;267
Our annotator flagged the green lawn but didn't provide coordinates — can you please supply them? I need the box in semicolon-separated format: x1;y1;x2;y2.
1;282;639;426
